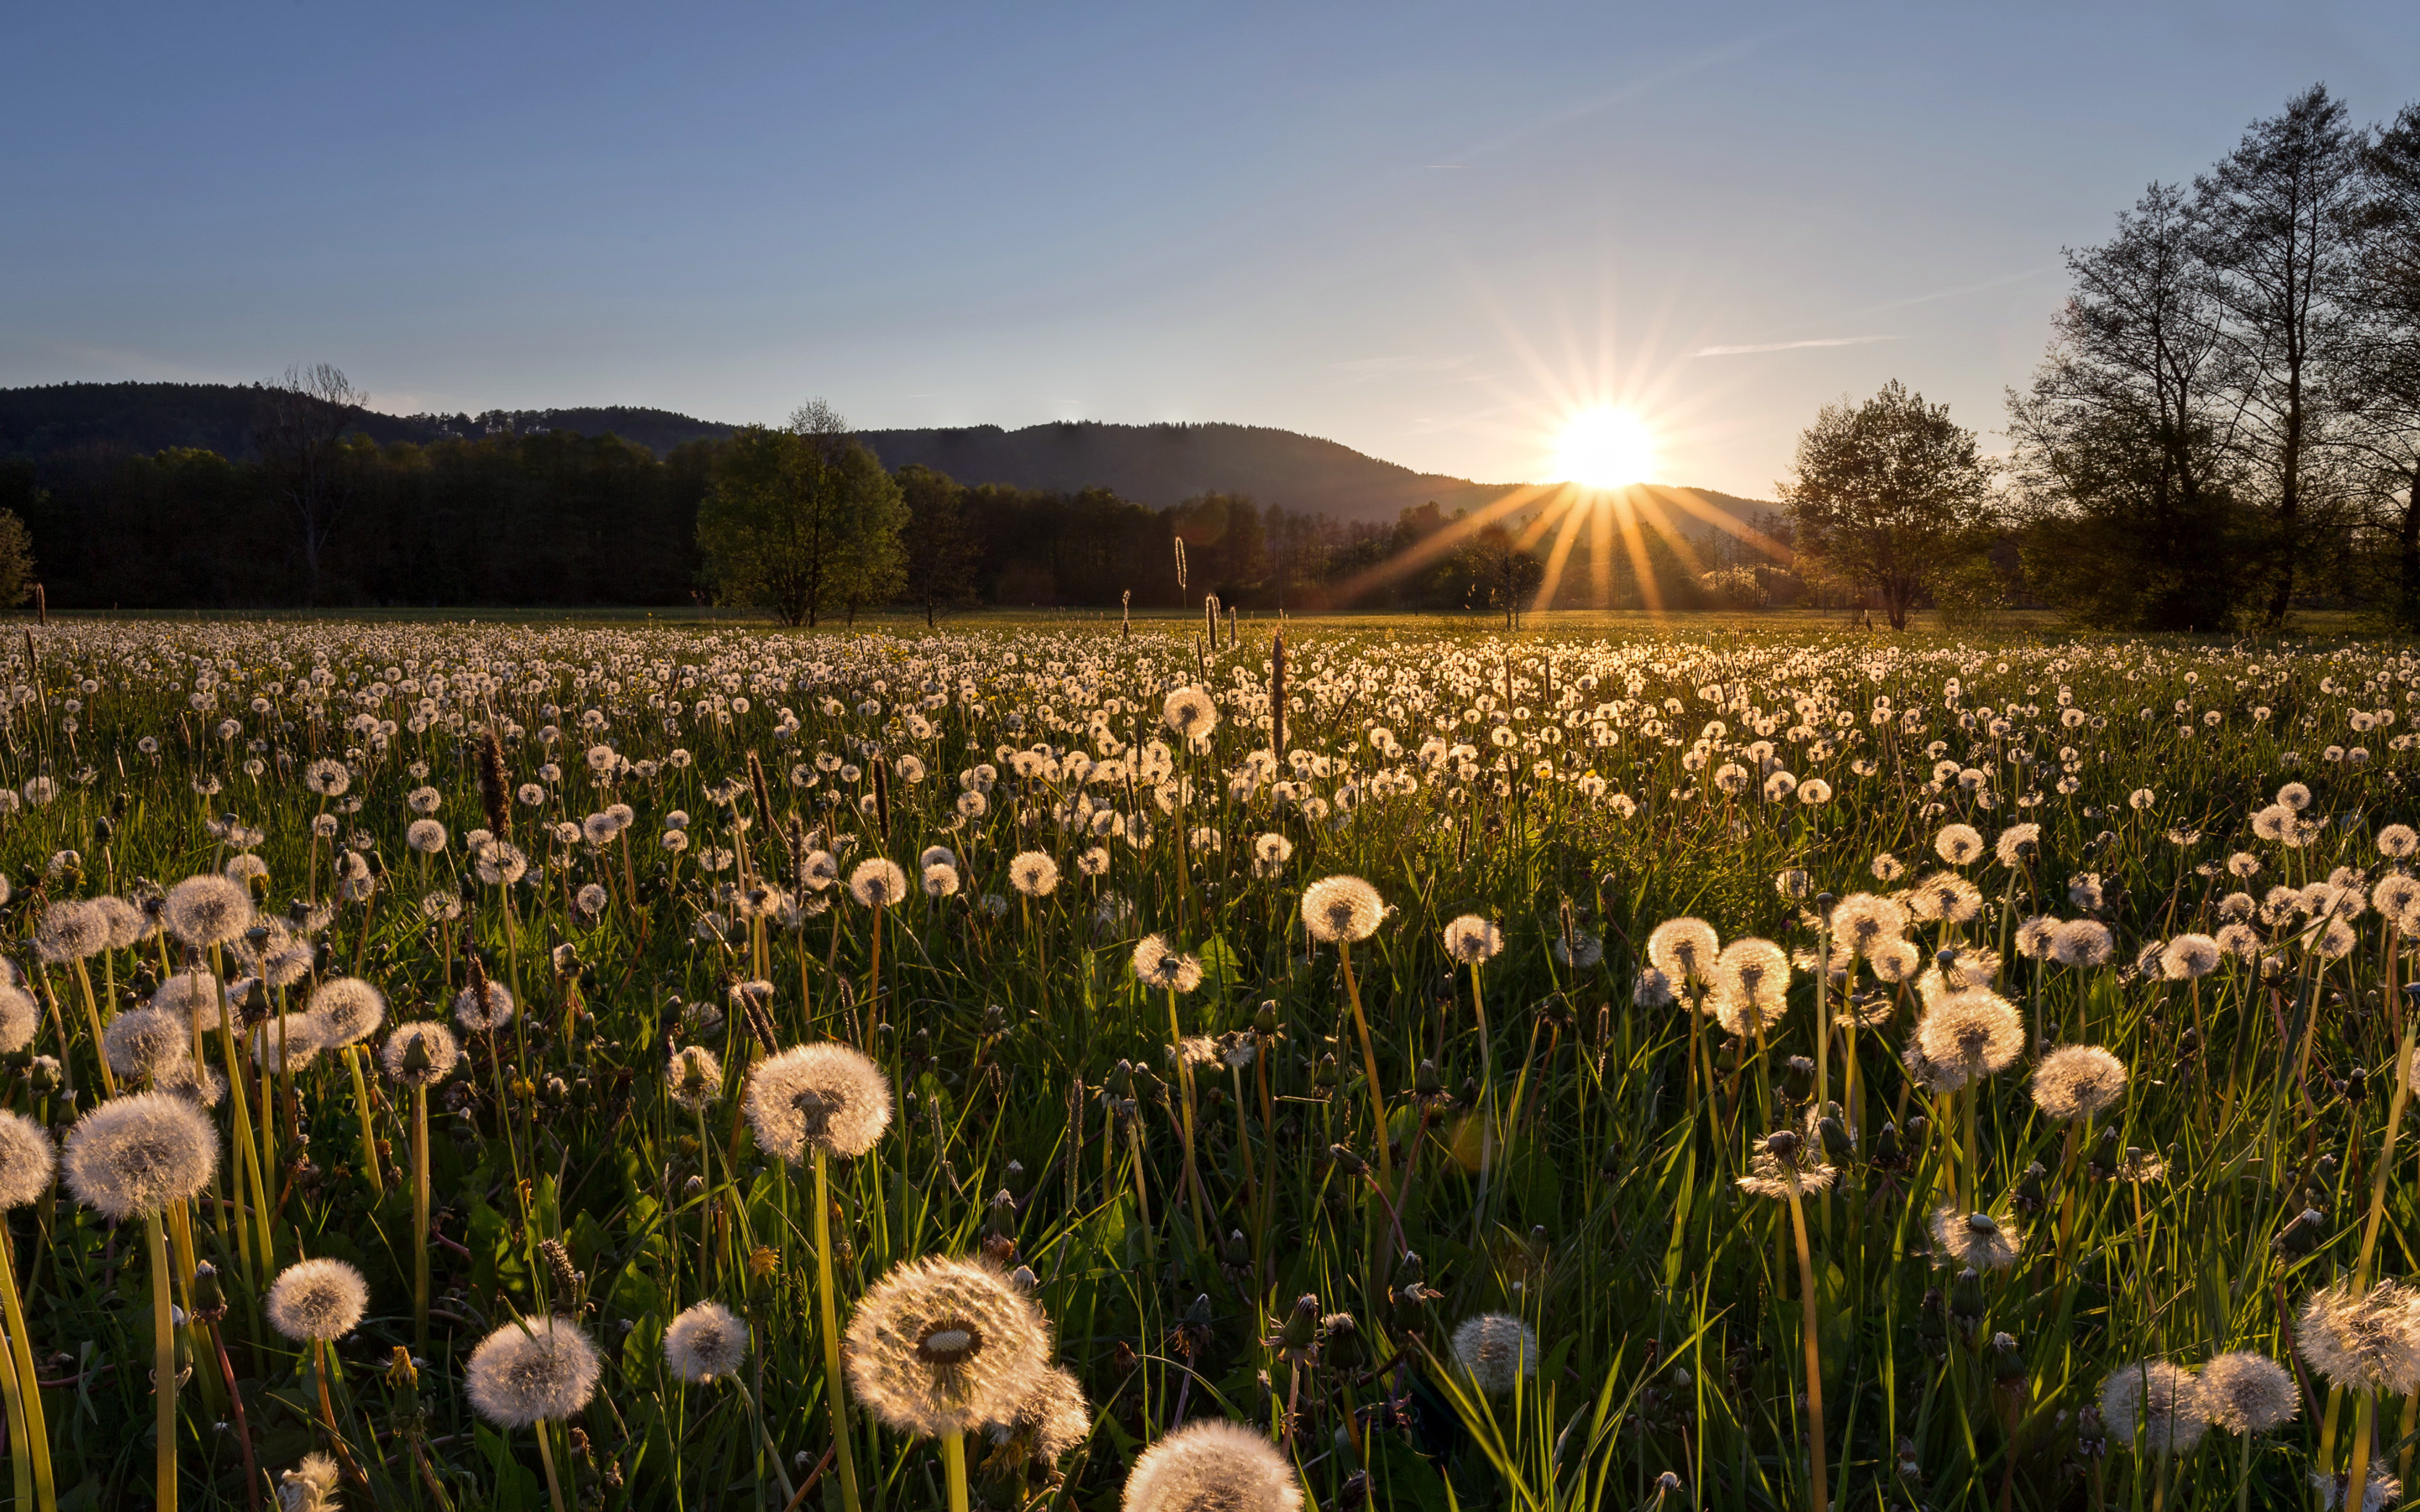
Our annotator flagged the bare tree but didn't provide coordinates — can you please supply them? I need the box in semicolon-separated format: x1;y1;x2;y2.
2342;105;2420;628
2195;85;2367;627
253;363;365;602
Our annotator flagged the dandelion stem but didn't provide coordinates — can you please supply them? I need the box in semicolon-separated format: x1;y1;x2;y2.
1782;1180;1828;1512
941;1429;970;1512
1339;941;1392;1190
534;1419;570;1512
813;1147;862;1512
413;1084;431;1357
148;1213;177;1512
0;1220;55;1512
346;1045;383;1198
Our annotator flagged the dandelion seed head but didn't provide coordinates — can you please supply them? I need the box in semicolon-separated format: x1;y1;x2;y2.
1929;1205;2023;1270
2199;1351;2298;1434
1120;1418;1302;1512
1646;917;1720;987
1007;852;1060;897
465;1315;602;1427
166;874;254;949
308;978;387;1046
62;1091;218;1221
844;1255;1051;1437
0;1111;56;1210
1449;1313;1539;1394
103;1006;190;1082
850;858;909;908
1441;915;1503;965
453;982;516;1032
1300;876;1383;944
2032;1045;2127;1121
380;1021;461;1088
746;1043;894;1161
2099;1360;2208;1457
266;1257;369;1342
663;1299;749;1383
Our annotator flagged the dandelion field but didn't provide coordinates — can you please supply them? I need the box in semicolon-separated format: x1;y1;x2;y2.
0;617;2416;1512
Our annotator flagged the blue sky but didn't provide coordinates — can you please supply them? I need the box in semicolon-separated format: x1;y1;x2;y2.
6;1;2416;497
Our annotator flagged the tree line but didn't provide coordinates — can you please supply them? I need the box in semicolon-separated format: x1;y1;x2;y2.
1783;86;2420;633
4;380;1744;617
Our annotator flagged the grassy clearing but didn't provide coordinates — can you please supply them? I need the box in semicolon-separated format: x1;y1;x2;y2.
0;616;2407;1510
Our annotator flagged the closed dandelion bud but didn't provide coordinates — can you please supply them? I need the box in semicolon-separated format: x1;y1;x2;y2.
2091;1126;2119;1179
2074;1404;2107;1459
2012;1161;2048;1215
1951;1268;1986;1322
1313;1054;1340;1089
1320;1312;1364;1371
1415;1060;1444;1098
1991;1333;2026;1386
1765;1128;1801;1159
192;1259;226;1324
1918;1289;1947;1343
1328;1144;1367;1178
1903;1113;1929;1144
1253;1000;1278;1035
1817;1116;1854;1163
2347;1068;2370;1105
1873;1121;1902;1166
2277;1208;2328;1257
1277;1294;1319;1352
1782;1056;1814;1099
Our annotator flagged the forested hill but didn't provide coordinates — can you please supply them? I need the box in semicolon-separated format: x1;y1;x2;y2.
0;383;1771;528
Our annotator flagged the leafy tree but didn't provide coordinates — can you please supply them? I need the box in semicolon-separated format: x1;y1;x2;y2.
896;465;981;627
1779;381;1996;630
0;496;34;611
2007;182;2246;630
696;402;905;627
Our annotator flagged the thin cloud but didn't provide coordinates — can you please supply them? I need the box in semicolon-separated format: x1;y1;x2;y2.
1692;335;1900;358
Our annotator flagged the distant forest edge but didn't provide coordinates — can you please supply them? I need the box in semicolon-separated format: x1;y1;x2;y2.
0;381;1781;613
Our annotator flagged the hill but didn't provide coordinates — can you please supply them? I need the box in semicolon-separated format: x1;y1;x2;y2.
0;381;1773;528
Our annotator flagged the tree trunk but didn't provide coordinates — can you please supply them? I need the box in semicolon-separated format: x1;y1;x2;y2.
2400;459;2420;633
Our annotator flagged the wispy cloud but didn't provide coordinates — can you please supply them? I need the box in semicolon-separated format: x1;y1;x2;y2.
1692;335;1900;358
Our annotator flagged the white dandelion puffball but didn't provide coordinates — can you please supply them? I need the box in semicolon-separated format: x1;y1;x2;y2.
664;1299;750;1383
746;1043;894;1161
466;1315;602;1427
165;873;254;949
1441;915;1503;965
0;982;37;1054
266;1257;370;1342
454;981;516;1032
844;1255;1051;1438
1300;876;1384;944
1120;1418;1303;1512
63;1091;219;1221
381;1021;462;1087
1007;851;1060;897
1451;1313;1539;1394
0;1111;56;1210
850;858;910;908
103;1006;190;1083
308;977;387;1047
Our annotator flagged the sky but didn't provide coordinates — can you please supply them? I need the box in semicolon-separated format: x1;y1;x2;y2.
7;1;2419;499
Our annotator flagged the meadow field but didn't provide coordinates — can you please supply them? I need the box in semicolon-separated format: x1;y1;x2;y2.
0;613;2412;1512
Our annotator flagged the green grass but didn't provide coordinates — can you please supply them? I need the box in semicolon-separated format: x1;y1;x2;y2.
0;614;2406;1510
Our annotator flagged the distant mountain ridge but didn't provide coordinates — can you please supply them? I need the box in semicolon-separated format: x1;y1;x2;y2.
0;381;1775;528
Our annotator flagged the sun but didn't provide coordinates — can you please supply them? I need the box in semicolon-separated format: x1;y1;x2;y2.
1551;407;1658;490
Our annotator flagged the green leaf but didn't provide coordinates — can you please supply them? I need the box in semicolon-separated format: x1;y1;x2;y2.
475;1422;544;1511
